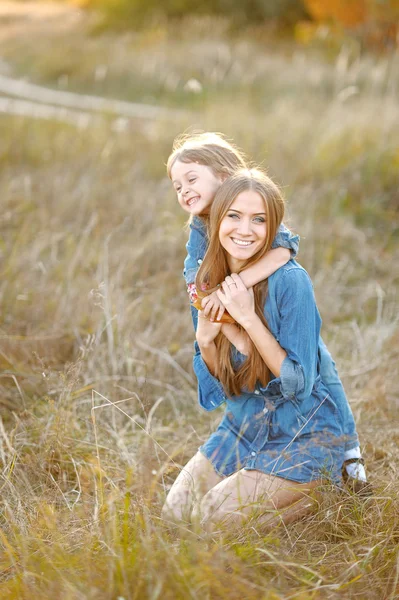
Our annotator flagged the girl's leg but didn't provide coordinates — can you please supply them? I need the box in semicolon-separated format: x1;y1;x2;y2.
198;469;321;532
162;451;223;525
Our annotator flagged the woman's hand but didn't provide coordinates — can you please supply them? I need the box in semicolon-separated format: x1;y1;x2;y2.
216;273;255;327
196;311;223;347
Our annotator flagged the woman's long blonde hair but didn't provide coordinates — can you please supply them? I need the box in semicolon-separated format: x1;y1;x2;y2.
196;169;285;397
167;132;247;181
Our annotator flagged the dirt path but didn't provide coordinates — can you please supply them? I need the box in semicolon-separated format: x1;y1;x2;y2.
0;2;185;127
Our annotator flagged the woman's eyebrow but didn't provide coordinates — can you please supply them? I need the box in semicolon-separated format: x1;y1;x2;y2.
228;209;266;215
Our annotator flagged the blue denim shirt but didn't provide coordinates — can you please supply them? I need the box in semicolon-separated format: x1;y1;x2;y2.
193;261;322;410
193;261;346;483
184;218;359;452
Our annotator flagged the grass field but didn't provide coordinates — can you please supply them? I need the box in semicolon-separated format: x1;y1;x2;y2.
0;5;399;599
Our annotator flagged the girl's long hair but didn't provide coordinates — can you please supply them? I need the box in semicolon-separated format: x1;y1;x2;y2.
167;132;247;181
196;169;285;397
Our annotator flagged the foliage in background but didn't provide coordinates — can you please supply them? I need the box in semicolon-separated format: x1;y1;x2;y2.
74;0;308;28
69;0;399;50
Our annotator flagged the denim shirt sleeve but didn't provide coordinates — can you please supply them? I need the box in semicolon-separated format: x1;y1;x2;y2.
183;217;208;285
275;268;321;402
271;223;300;258
192;341;227;411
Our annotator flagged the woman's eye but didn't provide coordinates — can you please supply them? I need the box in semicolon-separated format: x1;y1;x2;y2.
253;217;265;223
188;178;196;183
227;213;239;219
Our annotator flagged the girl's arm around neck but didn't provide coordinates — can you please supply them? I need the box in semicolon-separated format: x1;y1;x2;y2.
239;247;290;289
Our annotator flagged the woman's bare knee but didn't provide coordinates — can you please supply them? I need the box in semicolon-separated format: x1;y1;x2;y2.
162;486;192;525
162;452;222;525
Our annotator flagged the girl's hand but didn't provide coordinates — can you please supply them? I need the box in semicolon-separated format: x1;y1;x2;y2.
217;273;255;326
201;291;225;322
196;311;223;347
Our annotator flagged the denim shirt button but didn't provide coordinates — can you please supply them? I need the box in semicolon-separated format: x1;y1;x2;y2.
263;408;268;414
254;390;260;395
197;259;203;265
251;451;256;457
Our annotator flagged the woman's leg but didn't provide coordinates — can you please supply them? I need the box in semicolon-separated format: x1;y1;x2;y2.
198;468;321;532
162;451;223;525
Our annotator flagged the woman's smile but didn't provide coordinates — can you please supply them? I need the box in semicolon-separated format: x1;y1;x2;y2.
231;238;255;246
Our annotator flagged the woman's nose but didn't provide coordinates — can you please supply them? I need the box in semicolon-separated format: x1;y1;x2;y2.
237;218;251;235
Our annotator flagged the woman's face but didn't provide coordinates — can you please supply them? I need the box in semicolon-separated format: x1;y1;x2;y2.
218;189;267;270
170;160;224;216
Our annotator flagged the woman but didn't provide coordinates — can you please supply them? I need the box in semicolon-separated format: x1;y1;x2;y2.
162;169;346;531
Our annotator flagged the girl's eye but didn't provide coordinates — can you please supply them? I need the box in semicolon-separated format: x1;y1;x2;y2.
188;178;196;183
227;213;239;219
253;217;265;223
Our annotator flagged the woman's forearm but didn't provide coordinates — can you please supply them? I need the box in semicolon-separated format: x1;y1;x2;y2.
221;323;249;355
197;341;219;376
241;314;287;377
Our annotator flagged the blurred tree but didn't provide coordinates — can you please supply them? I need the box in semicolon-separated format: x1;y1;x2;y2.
303;0;399;49
79;0;308;27
304;0;367;26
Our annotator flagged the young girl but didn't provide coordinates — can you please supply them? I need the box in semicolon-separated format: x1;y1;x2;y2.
167;132;367;495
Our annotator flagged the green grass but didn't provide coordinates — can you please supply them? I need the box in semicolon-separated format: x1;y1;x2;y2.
0;8;398;599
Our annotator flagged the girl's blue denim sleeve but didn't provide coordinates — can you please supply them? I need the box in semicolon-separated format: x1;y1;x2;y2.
275;267;321;402
271;223;300;258
193;341;227;411
183;217;207;285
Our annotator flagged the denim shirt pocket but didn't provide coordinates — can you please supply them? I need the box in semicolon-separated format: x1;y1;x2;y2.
296;385;342;438
269;399;304;439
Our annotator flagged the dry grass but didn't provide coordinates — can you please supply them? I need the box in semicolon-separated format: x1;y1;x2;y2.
0;8;398;599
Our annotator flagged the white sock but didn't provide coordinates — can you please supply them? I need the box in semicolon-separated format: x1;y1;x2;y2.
344;447;367;482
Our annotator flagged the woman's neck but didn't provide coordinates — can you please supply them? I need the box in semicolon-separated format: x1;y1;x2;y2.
227;256;245;274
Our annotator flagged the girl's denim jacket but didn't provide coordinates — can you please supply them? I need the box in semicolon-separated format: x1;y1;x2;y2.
184;217;359;451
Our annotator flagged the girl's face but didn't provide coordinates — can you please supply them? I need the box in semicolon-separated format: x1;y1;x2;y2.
218;189;267;271
171;160;224;216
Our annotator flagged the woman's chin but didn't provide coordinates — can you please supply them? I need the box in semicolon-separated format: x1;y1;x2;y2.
227;245;258;261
